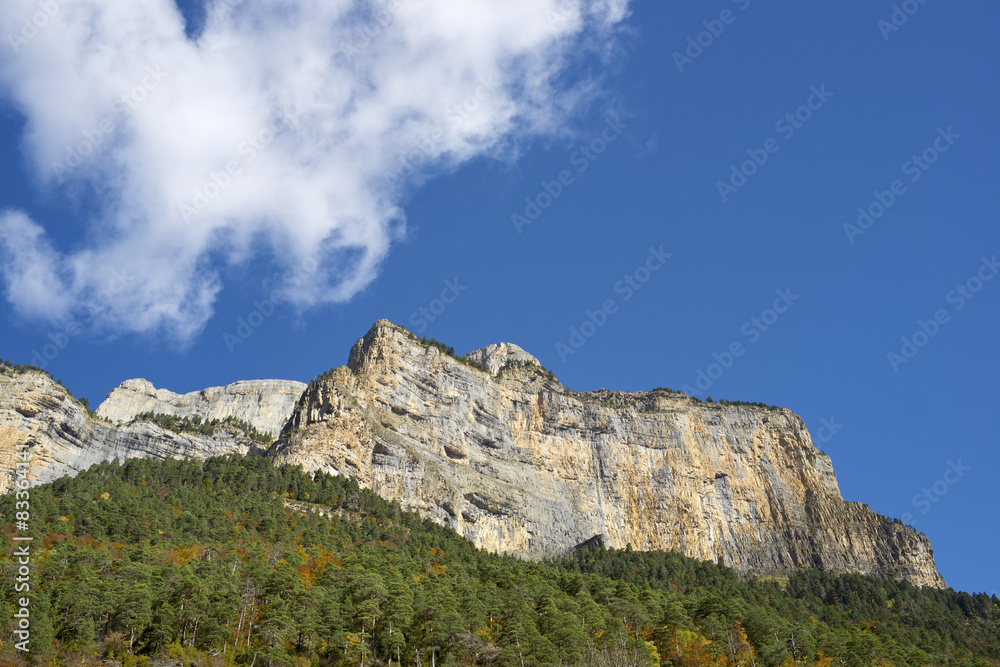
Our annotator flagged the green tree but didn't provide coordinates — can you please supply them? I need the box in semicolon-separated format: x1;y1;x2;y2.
385;571;415;666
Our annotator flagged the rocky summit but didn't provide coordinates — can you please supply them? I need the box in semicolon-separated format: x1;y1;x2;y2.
0;319;946;587
96;377;307;437
0;370;282;494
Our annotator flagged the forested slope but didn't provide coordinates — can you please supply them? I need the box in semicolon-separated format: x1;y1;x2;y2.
1;455;997;667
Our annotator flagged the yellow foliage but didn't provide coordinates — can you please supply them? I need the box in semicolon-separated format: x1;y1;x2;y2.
664;627;714;667
814;650;835;667
122;653;150;667
730;622;757;667
475;625;495;644
643;640;661;666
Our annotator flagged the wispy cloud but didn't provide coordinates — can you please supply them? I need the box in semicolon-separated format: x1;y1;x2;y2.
0;0;630;341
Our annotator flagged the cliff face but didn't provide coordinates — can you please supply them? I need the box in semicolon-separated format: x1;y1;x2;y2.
0;320;946;587
96;378;307;437
270;320;945;588
0;368;277;494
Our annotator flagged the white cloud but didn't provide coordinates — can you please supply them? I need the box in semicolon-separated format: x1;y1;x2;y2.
0;0;630;341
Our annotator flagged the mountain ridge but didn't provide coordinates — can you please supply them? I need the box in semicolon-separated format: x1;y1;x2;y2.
0;319;946;588
270;319;945;587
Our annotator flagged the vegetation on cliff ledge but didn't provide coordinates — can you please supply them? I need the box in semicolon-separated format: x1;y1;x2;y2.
1;454;997;667
414;335;491;373
130;412;273;446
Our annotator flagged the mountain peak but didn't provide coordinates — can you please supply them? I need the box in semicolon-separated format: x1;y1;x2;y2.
463;342;541;375
97;377;307;437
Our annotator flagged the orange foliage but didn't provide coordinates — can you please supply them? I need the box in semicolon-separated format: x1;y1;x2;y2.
296;548;340;587
659;627;715;667
813;650;835;667
166;544;204;566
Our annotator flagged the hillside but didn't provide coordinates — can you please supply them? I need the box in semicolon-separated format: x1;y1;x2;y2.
0;454;997;666
270;320;945;587
0;319;947;589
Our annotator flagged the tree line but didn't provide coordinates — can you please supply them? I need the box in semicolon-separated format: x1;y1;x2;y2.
0;454;996;667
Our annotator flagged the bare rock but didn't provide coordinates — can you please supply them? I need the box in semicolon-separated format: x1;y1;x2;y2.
463;342;542;375
0;367;263;494
96;378;307;437
270;319;947;588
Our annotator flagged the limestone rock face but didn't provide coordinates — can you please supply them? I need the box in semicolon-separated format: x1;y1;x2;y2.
0;368;267;494
463;342;541;375
0;320;947;588
270;319;946;588
97;378;307;436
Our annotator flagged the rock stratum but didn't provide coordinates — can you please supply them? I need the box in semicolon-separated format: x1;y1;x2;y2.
96;377;307;436
0;320;946;588
0;369;301;494
270;320;945;588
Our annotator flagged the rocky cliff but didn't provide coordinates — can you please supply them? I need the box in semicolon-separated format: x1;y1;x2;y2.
0;368;287;494
269;320;946;588
96;378;307;437
0;320;946;588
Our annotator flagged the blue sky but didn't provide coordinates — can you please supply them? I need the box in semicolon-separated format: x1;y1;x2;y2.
1;0;997;594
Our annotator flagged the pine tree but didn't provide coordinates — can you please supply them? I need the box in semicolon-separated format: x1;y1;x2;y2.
385;571;415;666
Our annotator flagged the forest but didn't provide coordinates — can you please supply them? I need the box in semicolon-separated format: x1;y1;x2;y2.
1;454;997;667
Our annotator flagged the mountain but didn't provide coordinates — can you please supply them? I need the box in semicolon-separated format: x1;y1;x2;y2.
0;319;945;588
0;367;301;493
269;320;945;588
96;377;307;437
6;452;998;666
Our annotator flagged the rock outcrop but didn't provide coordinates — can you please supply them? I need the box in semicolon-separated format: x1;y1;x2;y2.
0;368;281;494
0;320;947;588
462;342;542;375
270;320;946;588
96;378;307;437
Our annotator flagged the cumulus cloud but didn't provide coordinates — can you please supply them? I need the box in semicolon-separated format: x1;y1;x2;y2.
0;0;630;341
